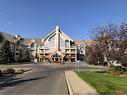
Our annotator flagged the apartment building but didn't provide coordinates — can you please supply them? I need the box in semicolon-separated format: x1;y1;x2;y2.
0;32;28;62
23;26;77;62
0;26;92;63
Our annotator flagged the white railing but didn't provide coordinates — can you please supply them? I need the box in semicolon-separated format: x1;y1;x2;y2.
65;46;77;49
30;47;36;50
39;46;50;50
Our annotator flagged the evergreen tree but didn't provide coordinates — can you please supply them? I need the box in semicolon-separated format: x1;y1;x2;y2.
1;40;13;64
0;33;4;63
24;49;31;62
0;49;3;63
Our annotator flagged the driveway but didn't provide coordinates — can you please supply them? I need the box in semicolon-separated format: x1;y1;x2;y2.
0;63;106;94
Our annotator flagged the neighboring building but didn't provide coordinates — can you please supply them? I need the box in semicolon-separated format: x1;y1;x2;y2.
0;26;94;63
0;32;28;62
75;40;95;61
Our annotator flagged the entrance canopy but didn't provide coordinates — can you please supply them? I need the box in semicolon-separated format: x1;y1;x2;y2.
51;51;63;62
52;53;61;58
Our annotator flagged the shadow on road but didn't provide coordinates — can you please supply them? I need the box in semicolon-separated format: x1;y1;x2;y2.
0;76;46;90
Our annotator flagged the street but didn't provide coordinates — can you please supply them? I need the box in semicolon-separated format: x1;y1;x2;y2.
0;63;106;94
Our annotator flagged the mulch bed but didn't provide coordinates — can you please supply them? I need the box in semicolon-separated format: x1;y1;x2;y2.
114;90;127;94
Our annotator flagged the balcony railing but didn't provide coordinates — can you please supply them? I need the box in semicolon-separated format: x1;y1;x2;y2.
30;47;36;50
65;50;76;53
44;50;49;53
65;46;77;49
39;46;49;49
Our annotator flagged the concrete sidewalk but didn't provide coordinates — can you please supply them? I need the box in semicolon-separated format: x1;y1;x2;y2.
65;71;99;95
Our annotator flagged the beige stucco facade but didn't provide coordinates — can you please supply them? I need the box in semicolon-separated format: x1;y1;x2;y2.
28;26;77;62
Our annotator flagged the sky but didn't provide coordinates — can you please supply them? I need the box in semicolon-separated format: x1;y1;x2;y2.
0;0;127;40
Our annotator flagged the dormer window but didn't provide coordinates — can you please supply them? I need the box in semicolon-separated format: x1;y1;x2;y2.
14;35;21;40
70;41;75;46
80;44;84;47
31;43;35;48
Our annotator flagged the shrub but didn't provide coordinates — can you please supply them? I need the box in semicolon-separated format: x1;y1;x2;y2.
0;69;2;77
16;69;24;74
122;67;127;72
6;68;15;74
107;64;124;75
2;70;6;74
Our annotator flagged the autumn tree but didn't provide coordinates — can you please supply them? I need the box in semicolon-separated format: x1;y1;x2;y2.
90;21;127;66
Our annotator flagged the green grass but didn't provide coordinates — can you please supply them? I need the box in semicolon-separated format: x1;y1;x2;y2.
75;71;127;94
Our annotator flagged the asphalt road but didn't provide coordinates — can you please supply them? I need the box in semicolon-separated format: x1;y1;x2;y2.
0;63;106;94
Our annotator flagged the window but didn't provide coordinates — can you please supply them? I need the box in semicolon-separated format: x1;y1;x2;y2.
60;37;65;47
71;54;75;57
65;40;70;48
65;49;69;52
71;49;75;52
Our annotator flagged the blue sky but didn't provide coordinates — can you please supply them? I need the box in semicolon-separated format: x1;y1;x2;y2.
0;0;127;40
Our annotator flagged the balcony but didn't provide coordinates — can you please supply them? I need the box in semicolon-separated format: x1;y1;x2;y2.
39;46;45;49
30;47;36;50
71;54;76;57
16;48;19;50
65;49;69;53
65;46;77;49
44;50;49;53
65;46;77;54
39;46;49;49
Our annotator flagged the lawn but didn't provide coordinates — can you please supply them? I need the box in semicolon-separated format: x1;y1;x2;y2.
75;71;127;94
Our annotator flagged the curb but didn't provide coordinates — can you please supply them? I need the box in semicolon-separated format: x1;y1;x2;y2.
83;64;107;68
22;68;34;74
65;71;73;95
65;71;99;95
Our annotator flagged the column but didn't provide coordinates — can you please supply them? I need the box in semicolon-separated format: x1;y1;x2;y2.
55;26;60;51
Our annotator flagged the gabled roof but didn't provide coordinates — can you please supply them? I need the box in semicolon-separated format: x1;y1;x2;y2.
23;38;43;46
43;26;73;42
60;30;73;41
75;40;96;46
44;29;56;41
0;32;43;46
84;40;96;46
1;27;96;47
0;32;16;43
51;51;64;57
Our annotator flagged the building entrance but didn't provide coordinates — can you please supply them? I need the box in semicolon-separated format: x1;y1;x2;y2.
52;53;61;62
